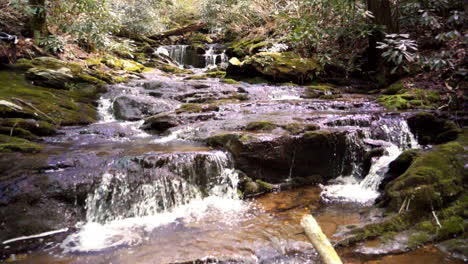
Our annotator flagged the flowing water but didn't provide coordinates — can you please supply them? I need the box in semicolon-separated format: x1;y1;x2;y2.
1;58;462;264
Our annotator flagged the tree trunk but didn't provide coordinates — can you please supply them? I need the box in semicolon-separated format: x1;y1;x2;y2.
366;0;398;70
27;0;48;40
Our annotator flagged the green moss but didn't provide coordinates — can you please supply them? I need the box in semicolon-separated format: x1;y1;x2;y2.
379;89;442;110
85;57;102;67
245;121;278;131
408;232;432;248
203;71;226;78
244;181;259;195
188;33;213;44
0;71;98;127
283;123;303;134
229;37;264;58
241;52;321;84
102;55;144;72
0;135;43;153
378;95;410;110
0;118;56;136
385;142;465;212
176;103;203;113
439;216;466;239
383;80;406;95
256;180;274;192
230;93;249;101
416;221;437;233
220;78;240;84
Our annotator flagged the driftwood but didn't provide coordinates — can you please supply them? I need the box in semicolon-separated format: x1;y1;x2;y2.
149;23;207;40
301;215;343;264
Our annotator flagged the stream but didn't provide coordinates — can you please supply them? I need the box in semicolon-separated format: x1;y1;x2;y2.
1;46;463;264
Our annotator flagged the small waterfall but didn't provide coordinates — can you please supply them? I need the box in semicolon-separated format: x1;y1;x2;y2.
86;151;239;223
96;97;115;123
158;44;228;69
204;45;228;69
168;45;188;66
62;151;242;253
321;118;420;204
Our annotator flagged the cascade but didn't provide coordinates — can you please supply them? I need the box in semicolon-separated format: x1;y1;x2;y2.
62;151;241;253
158;44;228;69
321;118;420;204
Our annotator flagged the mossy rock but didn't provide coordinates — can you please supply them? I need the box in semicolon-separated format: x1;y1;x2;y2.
388;149;421;176
256;180;274;192
0;71;98;127
0;135;43;153
188;33;213;44
407;112;461;145
0;118;56;136
382;80;406;95
245;121;278;131
228;37;265;58
378;89;442;110
220;78;240;85
303;84;335;99
384;141;465;212
102;55;144;72
227;52;321;84
176;103;203;113
203;71;226;78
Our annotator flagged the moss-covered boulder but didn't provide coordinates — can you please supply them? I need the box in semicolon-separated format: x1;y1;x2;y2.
383;141;465;212
0;71;98;127
227;52;321;84
102;55;145;72
407;112;461;145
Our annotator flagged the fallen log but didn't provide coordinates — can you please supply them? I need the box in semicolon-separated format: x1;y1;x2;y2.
301;214;343;264
149;23;207;40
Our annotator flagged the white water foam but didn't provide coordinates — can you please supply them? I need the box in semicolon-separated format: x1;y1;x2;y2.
62;152;243;253
62;196;247;253
97;97;115;123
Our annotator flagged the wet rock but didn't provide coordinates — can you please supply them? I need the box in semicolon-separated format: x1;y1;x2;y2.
142;112;181;132
436;237;468;261
206;130;363;183
112;95;175;121
407;112;461;145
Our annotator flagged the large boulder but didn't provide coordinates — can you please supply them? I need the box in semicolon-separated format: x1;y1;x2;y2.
407;112;461;145
227;52;321;84
382;141;465;212
25;67;74;89
112;95;176;121
206;130;365;183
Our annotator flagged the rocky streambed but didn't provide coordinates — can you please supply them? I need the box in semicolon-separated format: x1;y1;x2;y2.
0;64;466;263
